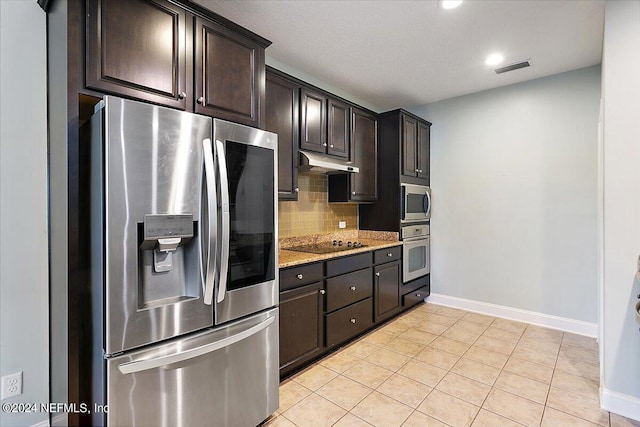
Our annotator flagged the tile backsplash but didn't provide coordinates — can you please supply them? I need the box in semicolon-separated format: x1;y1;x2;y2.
278;173;358;238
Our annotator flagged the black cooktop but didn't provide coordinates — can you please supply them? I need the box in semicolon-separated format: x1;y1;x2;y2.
286;241;368;254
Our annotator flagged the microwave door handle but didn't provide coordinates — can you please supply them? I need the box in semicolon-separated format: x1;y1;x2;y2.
215;139;230;303
401;186;406;221
201;138;217;305
424;190;432;217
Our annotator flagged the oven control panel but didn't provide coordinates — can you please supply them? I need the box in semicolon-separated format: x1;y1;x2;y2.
401;224;430;240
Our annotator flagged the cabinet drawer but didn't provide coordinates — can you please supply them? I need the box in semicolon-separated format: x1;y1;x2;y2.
402;285;429;307
326;252;372;277
326;268;372;312
325;298;373;348
374;246;401;264
280;262;323;291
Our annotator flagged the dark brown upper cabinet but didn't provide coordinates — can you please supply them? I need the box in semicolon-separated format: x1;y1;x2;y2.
327;99;350;158
194;16;265;127
329;107;377;203
86;0;189;110
359;109;431;232
300;88;327;153
265;69;300;200
87;0;269;127
417;121;430;183
350;108;378;201
401;113;430;182
401;115;418;177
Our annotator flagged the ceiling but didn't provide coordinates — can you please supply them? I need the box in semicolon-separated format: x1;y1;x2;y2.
195;0;605;111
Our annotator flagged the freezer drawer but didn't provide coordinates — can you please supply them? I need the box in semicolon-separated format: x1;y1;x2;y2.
106;308;279;427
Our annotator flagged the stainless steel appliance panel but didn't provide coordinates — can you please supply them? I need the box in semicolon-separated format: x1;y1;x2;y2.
401;183;431;223
402;224;430;283
101;96;214;354
212;119;279;324
106;308;279;427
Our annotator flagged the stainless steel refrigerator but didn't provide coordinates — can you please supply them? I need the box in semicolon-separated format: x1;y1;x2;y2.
86;96;279;426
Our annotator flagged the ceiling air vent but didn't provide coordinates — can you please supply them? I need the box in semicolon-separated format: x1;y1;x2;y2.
494;60;531;74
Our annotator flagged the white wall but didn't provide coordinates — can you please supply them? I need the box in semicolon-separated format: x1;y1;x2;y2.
0;2;49;427
410;66;600;325
600;0;640;420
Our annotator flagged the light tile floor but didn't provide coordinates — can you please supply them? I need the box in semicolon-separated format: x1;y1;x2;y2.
264;303;640;427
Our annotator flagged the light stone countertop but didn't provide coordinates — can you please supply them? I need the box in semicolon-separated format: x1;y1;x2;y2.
278;231;401;268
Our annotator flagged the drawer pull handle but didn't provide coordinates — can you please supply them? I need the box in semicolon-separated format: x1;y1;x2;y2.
375;272;380;277
350;286;356;291
387;253;393;257
320;289;326;295
296;274;303;280
350;318;356;324
416;293;421;298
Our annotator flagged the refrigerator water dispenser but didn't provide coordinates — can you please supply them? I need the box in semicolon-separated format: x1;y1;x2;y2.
138;214;198;309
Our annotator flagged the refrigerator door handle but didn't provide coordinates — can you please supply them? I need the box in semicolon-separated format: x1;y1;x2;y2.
215;139;230;303
202;138;217;305
117;315;275;375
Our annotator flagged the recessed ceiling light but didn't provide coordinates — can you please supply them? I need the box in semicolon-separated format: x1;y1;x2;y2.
485;53;504;66
440;0;463;10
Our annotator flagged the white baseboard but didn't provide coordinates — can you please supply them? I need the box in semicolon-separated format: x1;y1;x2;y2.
425;293;598;337
602;388;640;422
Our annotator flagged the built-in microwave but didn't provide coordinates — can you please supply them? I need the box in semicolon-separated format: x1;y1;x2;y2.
401;183;431;223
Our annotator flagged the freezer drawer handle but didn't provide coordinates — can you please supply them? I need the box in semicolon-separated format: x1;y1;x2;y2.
117;315;275;375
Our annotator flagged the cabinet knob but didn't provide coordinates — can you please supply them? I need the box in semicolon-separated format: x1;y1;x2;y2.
296;274;303;280
416;293;421;298
330;144;334;148
387;253;393;257
197;96;205;105
294;187;299;193
418;169;423;173
350;318;356;324
323;143;328;147
350;286;356;291
352;191;356;195
375;272;380;277
178;91;187;100
415;168;419;173
320;289;326;295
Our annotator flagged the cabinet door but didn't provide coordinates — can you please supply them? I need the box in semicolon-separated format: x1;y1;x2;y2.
266;71;299;200
279;282;324;375
350;108;378;202
327;98;350;158
417;121;430;183
374;261;401;321
401;115;418;177
86;0;188;109
300;88;327;153
194;16;264;127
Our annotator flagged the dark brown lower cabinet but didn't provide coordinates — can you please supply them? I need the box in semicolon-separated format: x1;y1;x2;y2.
279;282;324;376
374;261;401;321
325;298;373;348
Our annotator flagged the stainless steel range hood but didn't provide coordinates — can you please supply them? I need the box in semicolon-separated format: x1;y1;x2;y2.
298;150;359;174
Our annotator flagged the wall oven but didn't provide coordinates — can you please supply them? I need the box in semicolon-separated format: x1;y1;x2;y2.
402;224;430;283
401;183;431;223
